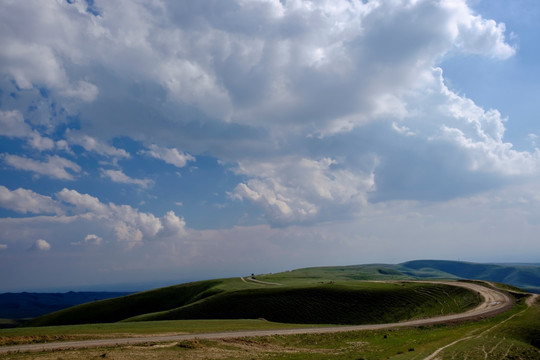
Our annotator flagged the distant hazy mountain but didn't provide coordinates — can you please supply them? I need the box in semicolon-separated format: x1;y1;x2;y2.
399;260;540;293
0;292;131;320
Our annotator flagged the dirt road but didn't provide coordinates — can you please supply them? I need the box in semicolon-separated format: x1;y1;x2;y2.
0;281;514;354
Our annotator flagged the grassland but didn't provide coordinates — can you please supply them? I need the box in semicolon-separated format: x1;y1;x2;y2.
0;319;320;347
2;263;538;359
127;282;479;324
1;294;538;359
26;274;480;328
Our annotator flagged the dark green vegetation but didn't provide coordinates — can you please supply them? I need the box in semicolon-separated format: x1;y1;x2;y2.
235;296;540;359
27;278;480;327
27;280;222;327
128;282;479;324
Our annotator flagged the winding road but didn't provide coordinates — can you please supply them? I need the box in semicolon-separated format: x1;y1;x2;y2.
0;281;514;355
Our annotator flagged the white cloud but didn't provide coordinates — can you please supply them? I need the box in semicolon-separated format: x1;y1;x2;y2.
57;188;107;214
401;68;540;176
84;234;102;245
0;0;516;132
100;169;153;188
0;110;63;152
33;239;51;251
56;188;185;247
452;5;515;59
1;40;68;90
0;185;62;215
160;210;187;237
0;244;7;250
2;0;512;134
66;131;129;158
0;0;533;227
0;110;31;138
0;1;100;101
232;157;376;224
28;133;56;151
3;154;81;180
141;144;195;168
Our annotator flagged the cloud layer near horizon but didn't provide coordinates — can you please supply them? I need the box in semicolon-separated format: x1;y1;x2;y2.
0;0;539;290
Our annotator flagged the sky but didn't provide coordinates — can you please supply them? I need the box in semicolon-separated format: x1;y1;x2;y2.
1;0;540;292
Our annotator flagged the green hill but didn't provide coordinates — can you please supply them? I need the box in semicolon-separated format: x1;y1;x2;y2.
126;282;479;325
27;280;222;327
26;259;539;328
28;273;480;327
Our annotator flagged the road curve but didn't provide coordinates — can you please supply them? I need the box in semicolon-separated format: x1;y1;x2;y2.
0;281;514;354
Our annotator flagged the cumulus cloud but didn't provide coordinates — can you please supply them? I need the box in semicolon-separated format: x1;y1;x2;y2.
0;110;64;152
140;144;195;168
0;110;31;138
32;239;51;251
84;234;103;245
231;157;376;224
100;169;153;188
0;185;62;215
0;1;99;100
66;131;129;158
56;188;186;247
28;133;56;151
0;0;531;227
453;6;515;59
57;188;107;214
2;154;81;180
391;68;540;177
160;210;188;237
1;0;514;131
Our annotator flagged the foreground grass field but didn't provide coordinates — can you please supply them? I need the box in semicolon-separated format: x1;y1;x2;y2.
0;319;321;347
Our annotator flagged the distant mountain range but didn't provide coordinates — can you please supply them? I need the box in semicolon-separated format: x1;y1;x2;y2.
397;260;540;293
0;292;131;321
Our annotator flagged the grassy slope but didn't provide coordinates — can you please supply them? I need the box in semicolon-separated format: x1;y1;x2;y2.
27;280;222;327
27;264;482;327
128;282;480;325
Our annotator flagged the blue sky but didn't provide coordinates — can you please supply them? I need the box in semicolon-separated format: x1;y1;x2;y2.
1;0;540;292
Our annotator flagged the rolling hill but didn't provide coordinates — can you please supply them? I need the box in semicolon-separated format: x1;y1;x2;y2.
19;260;540;327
